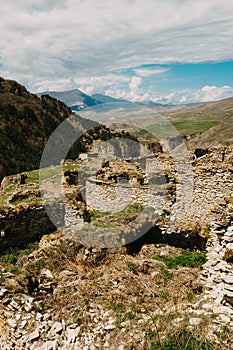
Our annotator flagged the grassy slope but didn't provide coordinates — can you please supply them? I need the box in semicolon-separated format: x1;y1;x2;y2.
162;97;233;147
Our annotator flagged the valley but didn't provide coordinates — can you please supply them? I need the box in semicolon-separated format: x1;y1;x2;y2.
0;77;233;349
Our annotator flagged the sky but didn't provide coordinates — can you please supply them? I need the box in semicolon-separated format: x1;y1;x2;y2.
1;0;233;104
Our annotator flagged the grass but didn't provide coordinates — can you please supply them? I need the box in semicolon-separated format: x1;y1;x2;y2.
172;119;219;136
148;328;215;350
160;267;174;282
153;249;207;269
90;210;112;220
0;162;81;209
144;313;224;350
0;242;39;265
108;302;142;328
133;119;219;139
90;203;146;227
108;302;126;314
126;261;138;275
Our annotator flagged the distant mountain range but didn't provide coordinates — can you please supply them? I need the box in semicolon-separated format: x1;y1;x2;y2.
37;88;233;147
1;77;232;185
37;89;98;111
38;89;165;110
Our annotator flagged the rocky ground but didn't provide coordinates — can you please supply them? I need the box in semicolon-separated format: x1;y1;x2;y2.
0;229;232;350
0;147;233;349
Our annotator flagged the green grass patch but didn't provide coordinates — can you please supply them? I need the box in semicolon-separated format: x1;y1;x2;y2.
161;267;174;281
0;163;82;209
90;210;112;221
126;261;138;275
171;120;219;136
91;203;146;227
108;302;126;314
0;242;39;265
149;329;215;350
134;119;219;138
153;250;207;269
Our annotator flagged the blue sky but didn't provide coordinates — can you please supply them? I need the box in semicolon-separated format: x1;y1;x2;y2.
1;0;233;104
142;62;233;91
114;61;233;104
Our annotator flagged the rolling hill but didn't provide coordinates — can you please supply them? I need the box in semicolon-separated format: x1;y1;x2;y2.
162;97;233;148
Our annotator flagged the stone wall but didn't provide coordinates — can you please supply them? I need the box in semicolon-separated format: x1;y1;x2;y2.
0;147;232;253
0;205;57;252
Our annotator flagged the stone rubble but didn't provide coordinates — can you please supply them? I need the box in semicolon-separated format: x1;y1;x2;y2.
0;147;232;348
189;225;233;323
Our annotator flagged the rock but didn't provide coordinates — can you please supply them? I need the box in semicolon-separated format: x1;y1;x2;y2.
192;309;207;316
137;319;145;325
224;283;233;291
8;299;19;310
36;312;43;321
213;305;233;315
218;314;231;323
104;324;116;330
224;290;233;298
38;281;54;292
67;328;77;344
0;288;8;298
40;269;54;280
223;276;233;284
50;321;63;335
24;297;34;312
189;318;201;326
27;330;40;342
7;318;17;328
15;313;21;321
58;270;76;279
37;340;57;350
202;303;213;310
20;320;27;329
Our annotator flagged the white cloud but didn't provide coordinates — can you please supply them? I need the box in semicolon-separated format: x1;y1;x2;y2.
76;74;131;95
105;83;233;105
105;76;152;102
152;85;233;104
1;0;233;94
133;67;170;77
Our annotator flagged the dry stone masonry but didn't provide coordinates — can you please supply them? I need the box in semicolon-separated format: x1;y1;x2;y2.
0;146;232;348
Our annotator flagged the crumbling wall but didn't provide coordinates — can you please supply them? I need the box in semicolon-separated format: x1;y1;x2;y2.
0;205;58;252
0;147;232;252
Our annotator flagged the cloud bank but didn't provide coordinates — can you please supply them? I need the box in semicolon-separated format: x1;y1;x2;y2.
106;80;233;104
1;0;233;103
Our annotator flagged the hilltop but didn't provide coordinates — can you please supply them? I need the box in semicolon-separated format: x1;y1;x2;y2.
0;77;72;182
